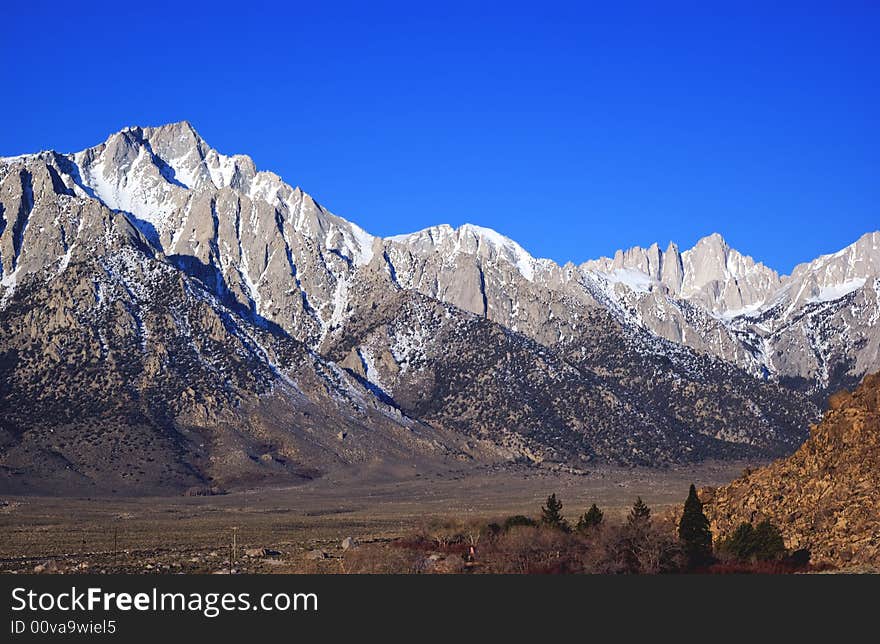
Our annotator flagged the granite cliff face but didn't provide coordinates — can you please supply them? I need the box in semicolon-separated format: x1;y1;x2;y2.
0;123;374;350
0;122;875;493
577;232;880;393
582;232;782;315
702;372;880;568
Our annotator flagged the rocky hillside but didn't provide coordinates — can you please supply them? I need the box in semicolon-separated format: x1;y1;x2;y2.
702;372;880;568
0;246;459;495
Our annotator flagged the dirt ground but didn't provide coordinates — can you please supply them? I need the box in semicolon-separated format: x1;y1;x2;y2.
0;460;753;574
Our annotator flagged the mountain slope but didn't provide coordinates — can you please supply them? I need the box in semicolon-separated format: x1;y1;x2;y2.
582;232;782;315
381;220;880;397
322;258;816;465
0;162;461;494
575;233;880;394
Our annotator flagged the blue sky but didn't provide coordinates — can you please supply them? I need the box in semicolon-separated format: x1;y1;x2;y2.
2;1;877;273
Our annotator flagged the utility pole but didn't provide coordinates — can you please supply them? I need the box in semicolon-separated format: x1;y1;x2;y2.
230;527;238;574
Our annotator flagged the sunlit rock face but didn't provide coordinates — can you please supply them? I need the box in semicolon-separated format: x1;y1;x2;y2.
703;371;880;569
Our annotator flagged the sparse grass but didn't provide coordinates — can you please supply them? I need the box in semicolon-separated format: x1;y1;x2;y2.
0;461;784;574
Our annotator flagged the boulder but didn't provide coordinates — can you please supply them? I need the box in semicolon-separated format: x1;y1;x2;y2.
341;537;358;551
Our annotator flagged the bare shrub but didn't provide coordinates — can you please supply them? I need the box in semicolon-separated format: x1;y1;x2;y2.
342;543;427;574
416;517;469;550
183;486;226;497
339;505;687;574
488;526;583;574
593;516;683;574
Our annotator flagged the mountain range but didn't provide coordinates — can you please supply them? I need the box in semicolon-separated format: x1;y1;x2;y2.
1;121;877;494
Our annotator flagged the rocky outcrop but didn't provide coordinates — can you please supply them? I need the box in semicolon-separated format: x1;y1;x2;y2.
702;372;880;568
582;232;783;315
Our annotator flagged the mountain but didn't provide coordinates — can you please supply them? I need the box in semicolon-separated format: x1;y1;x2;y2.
0;149;464;494
0;122;375;349
577;233;880;395
323;267;811;466
382;218;880;398
1;121;875;493
582;232;782;315
702;371;880;568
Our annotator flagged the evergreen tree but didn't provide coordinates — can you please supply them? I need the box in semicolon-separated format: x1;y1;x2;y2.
576;504;604;533
678;484;713;568
503;515;536;531
541;493;569;531
721;522;756;560
627;497;651;526
719;520;787;562
753;520;786;561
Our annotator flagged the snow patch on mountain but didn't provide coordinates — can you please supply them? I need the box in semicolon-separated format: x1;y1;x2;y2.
716;301;766;321
808;278;867;304
73;151;176;243
460;223;537;281
389;222;540;282
603;267;654;293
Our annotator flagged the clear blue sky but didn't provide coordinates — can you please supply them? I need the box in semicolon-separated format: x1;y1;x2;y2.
3;1;877;274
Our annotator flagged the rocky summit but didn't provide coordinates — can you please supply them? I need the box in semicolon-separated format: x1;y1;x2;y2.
1;122;878;494
703;371;880;568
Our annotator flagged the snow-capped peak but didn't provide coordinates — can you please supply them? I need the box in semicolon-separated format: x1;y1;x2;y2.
579;233;781;315
57;122;377;266
387;222;538;281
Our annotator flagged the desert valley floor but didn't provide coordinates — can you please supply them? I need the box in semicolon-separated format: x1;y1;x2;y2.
0;461;751;574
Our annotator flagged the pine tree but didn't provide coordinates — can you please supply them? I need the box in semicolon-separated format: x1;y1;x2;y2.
576;504;604;533
678;484;713;568
719;522;756;560
627;497;651;526
753;520;786;561
541;493;569;531
718;520;786;562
